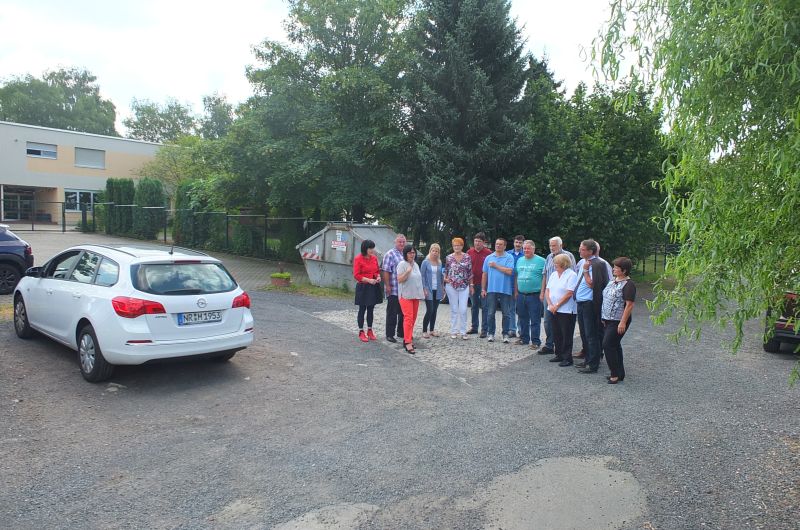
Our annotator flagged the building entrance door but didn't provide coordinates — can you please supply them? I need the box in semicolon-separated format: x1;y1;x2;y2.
3;193;33;221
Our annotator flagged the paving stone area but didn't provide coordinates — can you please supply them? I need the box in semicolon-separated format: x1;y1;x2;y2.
314;305;540;374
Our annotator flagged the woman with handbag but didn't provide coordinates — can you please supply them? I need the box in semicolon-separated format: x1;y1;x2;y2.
352;239;382;342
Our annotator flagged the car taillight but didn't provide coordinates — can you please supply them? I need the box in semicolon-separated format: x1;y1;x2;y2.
112;296;167;318
24;245;32;256
232;292;251;309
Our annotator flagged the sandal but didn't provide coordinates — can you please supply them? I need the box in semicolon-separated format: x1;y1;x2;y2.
404;343;416;355
422;332;430;339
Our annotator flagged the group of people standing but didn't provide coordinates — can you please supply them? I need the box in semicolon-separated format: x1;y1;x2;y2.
352;232;636;384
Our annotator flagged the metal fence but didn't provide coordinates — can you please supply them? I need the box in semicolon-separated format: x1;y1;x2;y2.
82;205;313;263
637;242;680;276
1;199;69;232
14;200;679;274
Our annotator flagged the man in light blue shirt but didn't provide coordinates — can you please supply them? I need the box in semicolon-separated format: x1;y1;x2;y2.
481;237;515;343
574;239;610;373
514;240;546;348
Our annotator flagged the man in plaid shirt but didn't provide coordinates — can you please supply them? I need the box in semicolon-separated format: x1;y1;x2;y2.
381;233;407;342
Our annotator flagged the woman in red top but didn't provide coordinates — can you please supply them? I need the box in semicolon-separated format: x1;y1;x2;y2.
353;239;383;342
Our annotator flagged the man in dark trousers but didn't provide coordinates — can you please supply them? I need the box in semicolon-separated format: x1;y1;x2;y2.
381;233;407;342
574;239;610;373
467;232;492;337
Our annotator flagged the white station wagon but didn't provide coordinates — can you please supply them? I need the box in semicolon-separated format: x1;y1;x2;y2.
13;244;254;382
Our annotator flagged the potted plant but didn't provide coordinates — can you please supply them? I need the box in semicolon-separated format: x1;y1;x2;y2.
270;271;292;287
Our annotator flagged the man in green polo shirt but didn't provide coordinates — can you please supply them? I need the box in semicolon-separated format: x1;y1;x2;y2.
514;240;546;348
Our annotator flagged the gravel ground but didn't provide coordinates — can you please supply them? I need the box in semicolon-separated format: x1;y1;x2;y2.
1;286;798;529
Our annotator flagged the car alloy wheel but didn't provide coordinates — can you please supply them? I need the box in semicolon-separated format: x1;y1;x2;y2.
14;296;34;339
0;264;19;295
79;332;97;374
77;324;114;382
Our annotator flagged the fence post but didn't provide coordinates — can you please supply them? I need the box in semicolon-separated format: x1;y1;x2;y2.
61;201;66;233
225;214;229;250
654;245;657;274
262;214;269;258
163;208;168;244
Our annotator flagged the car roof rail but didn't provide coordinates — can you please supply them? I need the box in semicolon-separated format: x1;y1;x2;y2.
83;244;138;257
85;243;209;258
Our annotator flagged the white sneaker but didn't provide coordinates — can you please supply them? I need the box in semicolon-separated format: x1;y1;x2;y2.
502;335;510;344
487;335;495;342
450;334;457;339
461;334;469;340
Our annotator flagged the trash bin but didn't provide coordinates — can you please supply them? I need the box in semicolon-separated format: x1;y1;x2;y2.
296;223;398;288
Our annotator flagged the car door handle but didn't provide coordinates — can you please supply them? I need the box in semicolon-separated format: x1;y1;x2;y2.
72;293;82;299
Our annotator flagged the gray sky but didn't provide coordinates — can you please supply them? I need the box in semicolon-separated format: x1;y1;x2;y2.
0;0;612;132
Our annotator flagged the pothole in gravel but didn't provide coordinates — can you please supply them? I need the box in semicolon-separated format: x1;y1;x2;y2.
273;456;646;529
478;456;646;529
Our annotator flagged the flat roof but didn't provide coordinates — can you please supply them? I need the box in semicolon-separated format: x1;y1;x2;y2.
0;120;162;147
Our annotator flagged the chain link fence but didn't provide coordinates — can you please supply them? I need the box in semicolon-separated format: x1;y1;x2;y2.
82;205;314;263
77;205;680;273
1;198;69;232
636;241;681;276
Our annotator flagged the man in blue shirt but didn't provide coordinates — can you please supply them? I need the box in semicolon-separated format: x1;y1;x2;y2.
514;240;546;349
574;239;610;373
481;238;515;343
507;234;525;338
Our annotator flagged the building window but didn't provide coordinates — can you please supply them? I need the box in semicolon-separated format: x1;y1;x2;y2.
74;147;105;169
26;142;57;159
65;190;99;212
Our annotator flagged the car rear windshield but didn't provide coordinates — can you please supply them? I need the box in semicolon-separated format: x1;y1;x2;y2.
131;262;238;295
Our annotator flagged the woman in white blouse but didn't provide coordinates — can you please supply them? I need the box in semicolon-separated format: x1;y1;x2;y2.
396;244;424;354
544;253;578;367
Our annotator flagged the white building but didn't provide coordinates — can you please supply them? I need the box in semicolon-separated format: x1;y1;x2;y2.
0;121;160;224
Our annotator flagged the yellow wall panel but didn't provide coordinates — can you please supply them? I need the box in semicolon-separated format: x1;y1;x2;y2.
26;145;150;179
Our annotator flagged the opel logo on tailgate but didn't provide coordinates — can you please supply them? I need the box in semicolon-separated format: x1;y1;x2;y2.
197;298;208;309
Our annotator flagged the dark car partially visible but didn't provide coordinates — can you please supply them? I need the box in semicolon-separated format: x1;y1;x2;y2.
0;225;34;295
764;292;799;353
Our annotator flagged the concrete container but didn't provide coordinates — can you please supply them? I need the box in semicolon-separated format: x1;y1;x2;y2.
296;223;398;288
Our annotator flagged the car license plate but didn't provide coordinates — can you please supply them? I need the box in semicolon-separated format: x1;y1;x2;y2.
178;310;222;325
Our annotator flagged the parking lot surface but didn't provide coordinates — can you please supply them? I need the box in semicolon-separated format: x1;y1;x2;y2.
1;231;799;529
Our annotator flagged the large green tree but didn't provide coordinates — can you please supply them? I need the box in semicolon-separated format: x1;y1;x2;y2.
596;1;800;363
236;0;411;221
137;135;227;199
199;93;234;140
124;98;196;142
400;0;533;242
526;83;667;260
0;68;117;135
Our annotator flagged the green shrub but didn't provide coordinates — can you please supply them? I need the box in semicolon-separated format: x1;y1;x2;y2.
133;177;166;240
105;177;135;235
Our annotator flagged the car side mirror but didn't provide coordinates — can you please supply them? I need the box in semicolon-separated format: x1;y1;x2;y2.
25;266;43;278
